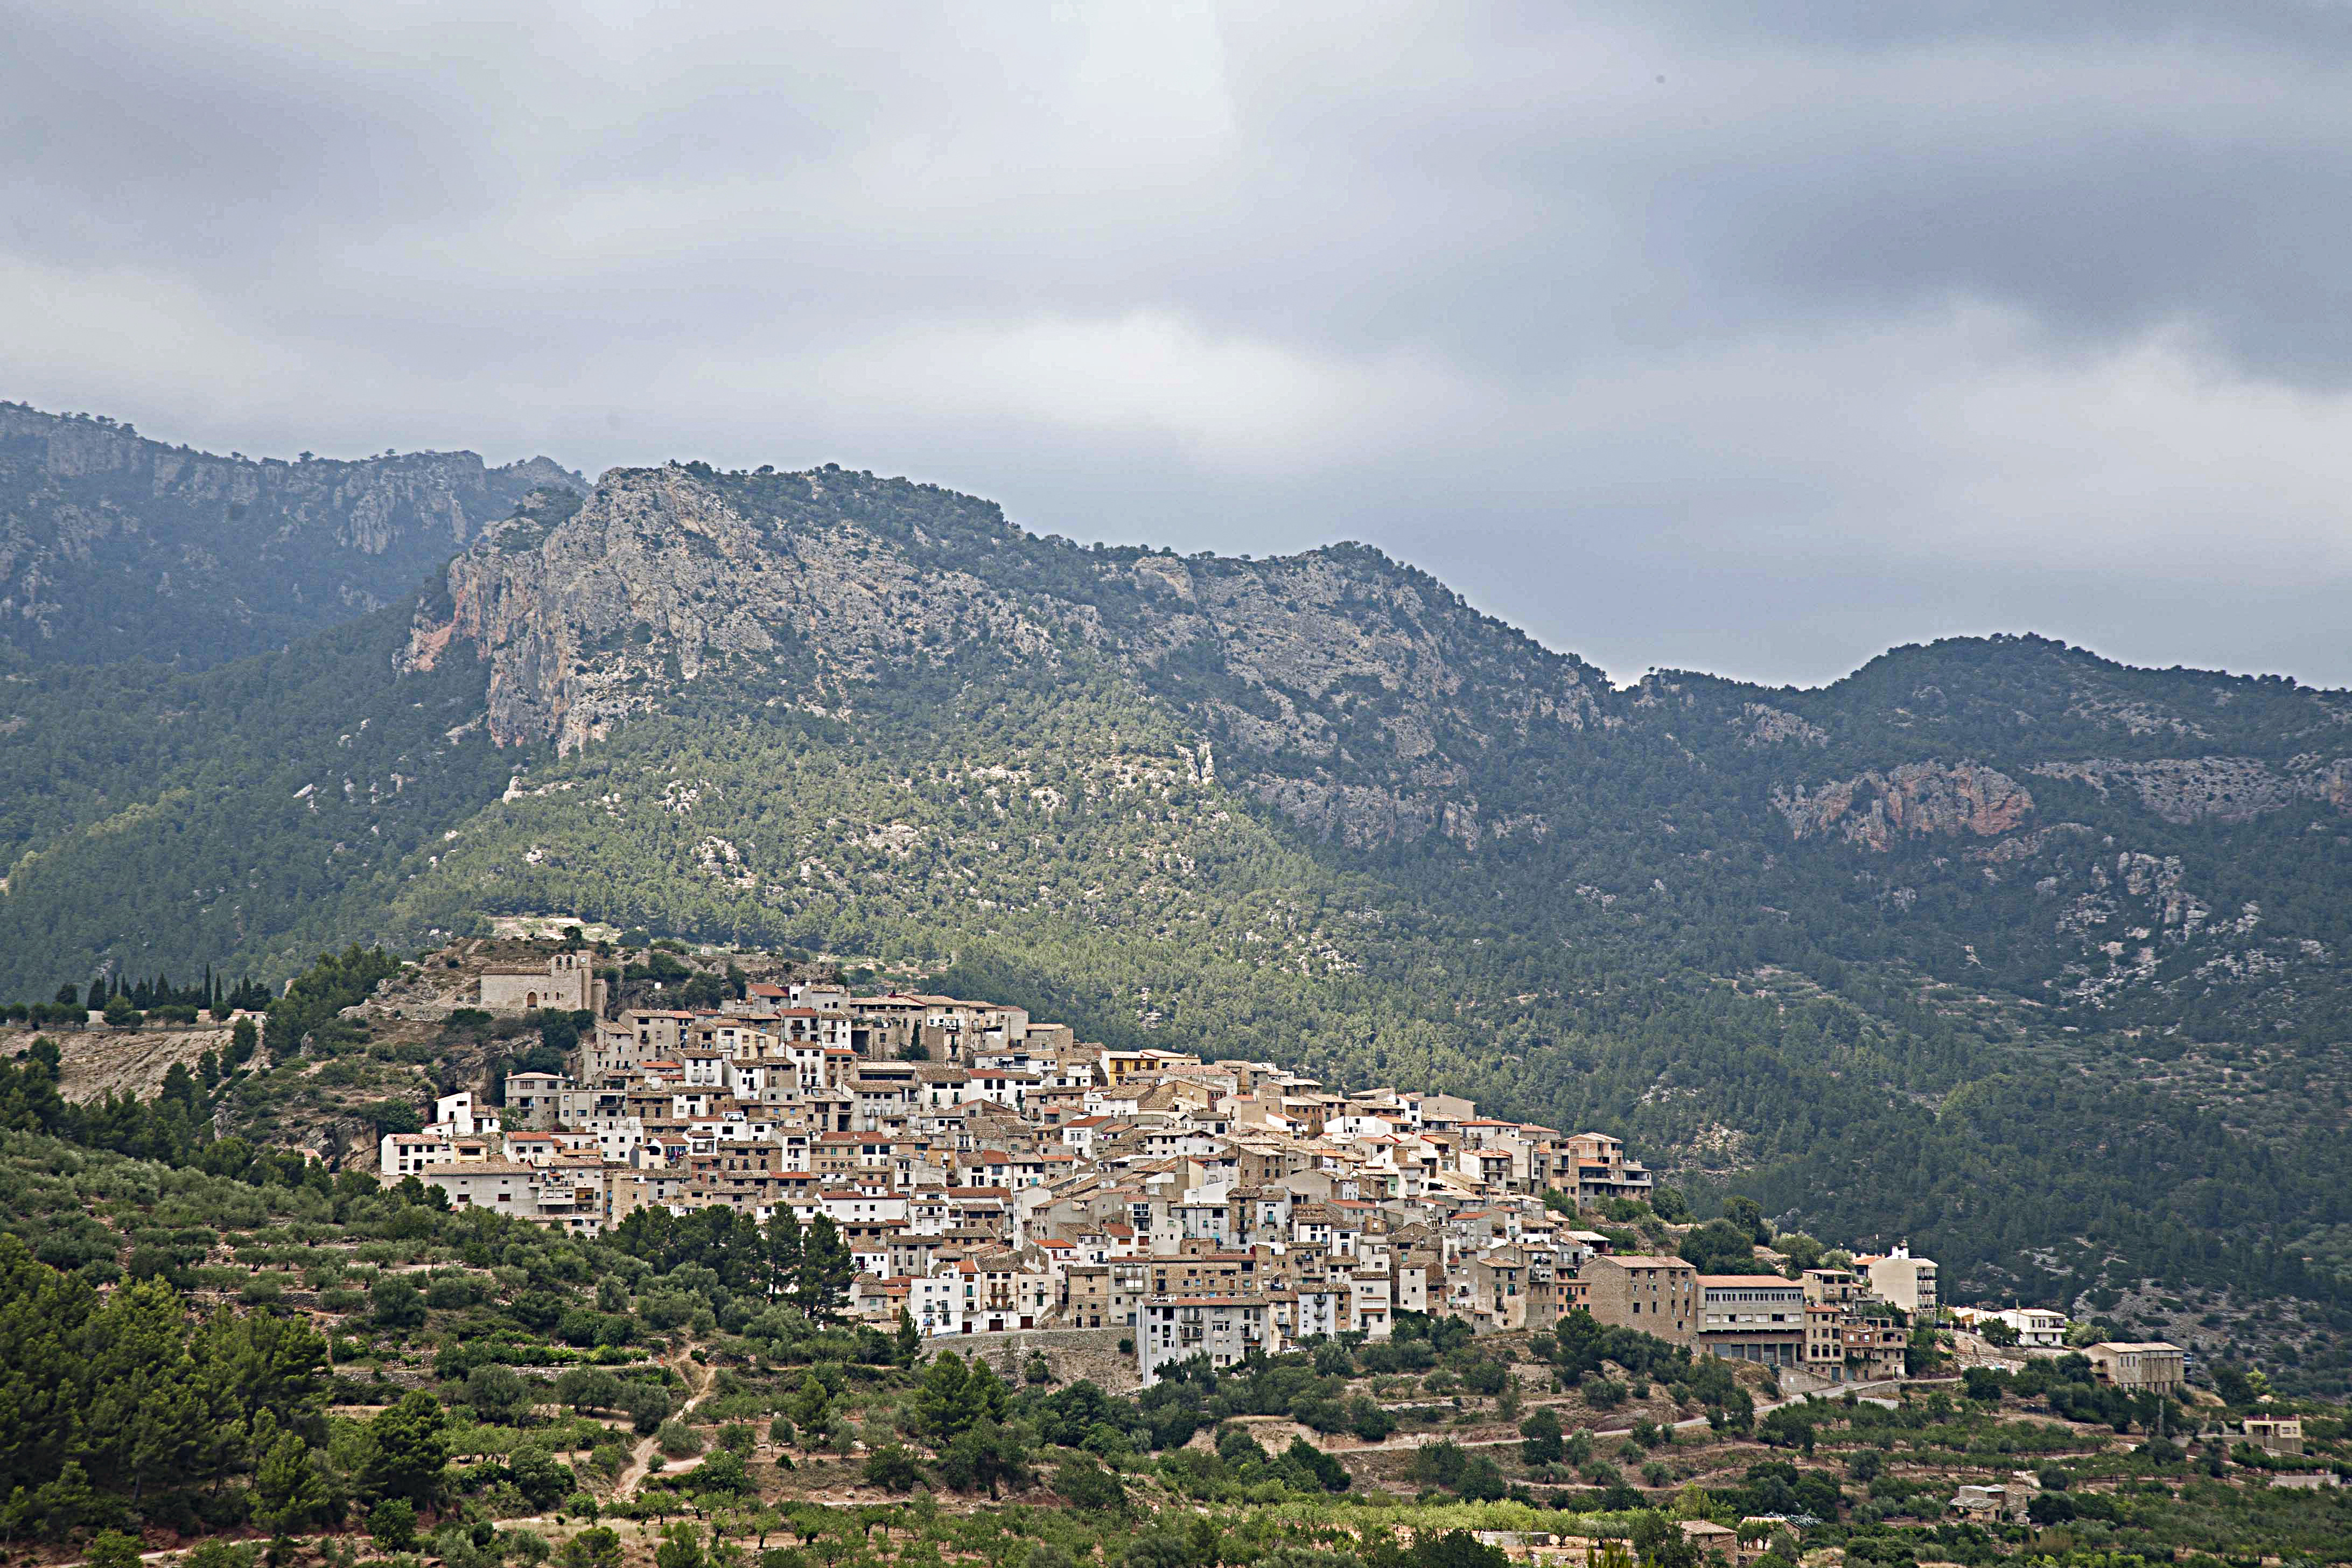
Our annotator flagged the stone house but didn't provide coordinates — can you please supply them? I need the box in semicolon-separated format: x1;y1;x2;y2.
1578;1254;1697;1345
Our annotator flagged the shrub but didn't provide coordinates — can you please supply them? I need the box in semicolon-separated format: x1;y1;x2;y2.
863;1444;926;1493
184;1543;255;1568
86;1532;144;1568
1054;1455;1126;1512
370;1498;419;1552
372;1275;426;1329
655;1419;704;1459
559;1528;622;1568
1460;1360;1508;1396
625;1383;672;1435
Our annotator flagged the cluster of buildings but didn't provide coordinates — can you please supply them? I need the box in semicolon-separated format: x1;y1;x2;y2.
372;953;2170;1391
1571;1247;1929;1386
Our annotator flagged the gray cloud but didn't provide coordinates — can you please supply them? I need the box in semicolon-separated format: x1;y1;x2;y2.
4;1;2349;687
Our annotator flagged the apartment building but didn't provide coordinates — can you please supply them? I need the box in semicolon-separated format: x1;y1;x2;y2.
1697;1274;1807;1366
1579;1255;1697;1346
1862;1243;1939;1318
1140;1296;1280;1385
2084;1341;2186;1394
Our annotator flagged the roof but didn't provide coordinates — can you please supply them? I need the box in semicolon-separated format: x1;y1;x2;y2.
1597;1254;1696;1269
1699;1273;1804;1287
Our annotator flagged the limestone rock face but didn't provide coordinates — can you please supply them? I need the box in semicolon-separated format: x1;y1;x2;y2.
1739;703;1828;747
415;468;1049;753
412;464;1606;853
2033;755;2352;823
1773;761;2034;849
0;400;579;668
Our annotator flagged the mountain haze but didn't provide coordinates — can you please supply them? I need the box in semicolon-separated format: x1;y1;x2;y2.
3;412;2348;1379
0;401;580;669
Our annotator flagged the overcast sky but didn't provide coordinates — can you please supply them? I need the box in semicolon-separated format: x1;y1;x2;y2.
4;3;2348;688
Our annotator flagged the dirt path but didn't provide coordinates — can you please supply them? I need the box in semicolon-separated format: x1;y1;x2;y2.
1342;1375;1926;1454
611;1346;717;1499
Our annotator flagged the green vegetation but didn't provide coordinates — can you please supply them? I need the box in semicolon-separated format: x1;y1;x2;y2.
3;457;2351;1399
0;402;571;670
0;1096;2346;1562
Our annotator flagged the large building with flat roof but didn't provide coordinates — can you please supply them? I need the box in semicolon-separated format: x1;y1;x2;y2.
1578;1254;1697;1345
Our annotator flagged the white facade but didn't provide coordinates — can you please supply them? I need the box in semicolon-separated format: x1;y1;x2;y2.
1140;1296;1281;1385
1866;1243;1941;1317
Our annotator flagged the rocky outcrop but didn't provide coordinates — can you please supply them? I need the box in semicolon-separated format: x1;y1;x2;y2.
1250;779;1440;849
2031;756;2352;824
412;466;1609;853
0;400;579;668
1773;761;2033;849
410;467;1057;752
1739;703;1828;747
1246;777;1548;851
2297;756;2352;811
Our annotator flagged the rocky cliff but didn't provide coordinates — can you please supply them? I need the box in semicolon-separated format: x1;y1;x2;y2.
0;400;579;668
1772;761;2036;849
374;460;2352;1038
2032;755;2352;824
406;462;1612;851
19;420;2352;1339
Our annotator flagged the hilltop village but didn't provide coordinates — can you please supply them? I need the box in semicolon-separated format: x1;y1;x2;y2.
4;932;2336;1568
369;943;2169;1399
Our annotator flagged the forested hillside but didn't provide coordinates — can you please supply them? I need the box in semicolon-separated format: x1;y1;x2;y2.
4;439;2350;1377
0;401;579;669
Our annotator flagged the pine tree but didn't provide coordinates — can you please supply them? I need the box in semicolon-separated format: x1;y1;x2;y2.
788;1371;830;1431
915;1351;971;1442
796;1214;851;1324
964;1356;1009;1426
254;1423;326;1533
764;1207;804;1300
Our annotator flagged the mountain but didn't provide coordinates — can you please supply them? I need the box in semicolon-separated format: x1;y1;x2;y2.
0;401;580;669
3;433;2349;1384
406;461;2352;1042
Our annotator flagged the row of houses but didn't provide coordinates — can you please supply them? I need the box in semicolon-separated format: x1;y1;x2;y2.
374;953;2175;1391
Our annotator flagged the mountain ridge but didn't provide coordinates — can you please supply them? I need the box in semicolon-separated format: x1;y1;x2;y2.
0;400;582;669
3;419;2350;1367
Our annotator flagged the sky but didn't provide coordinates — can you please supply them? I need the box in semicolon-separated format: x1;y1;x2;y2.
3;2;2348;689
